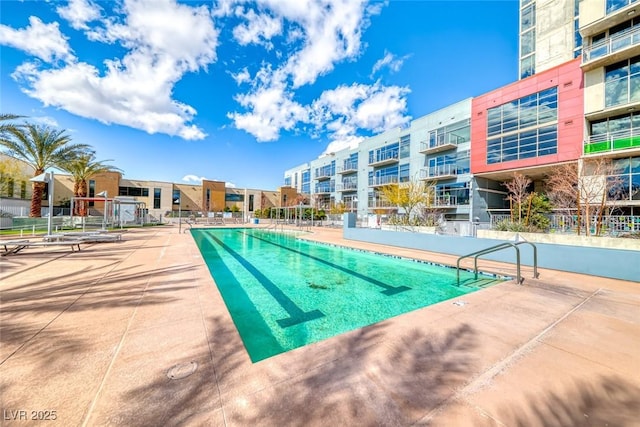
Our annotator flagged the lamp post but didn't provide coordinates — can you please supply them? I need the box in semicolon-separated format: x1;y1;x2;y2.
174;193;182;233
97;190;108;230
29;170;54;236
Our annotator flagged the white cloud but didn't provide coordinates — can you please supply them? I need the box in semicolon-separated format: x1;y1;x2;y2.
323;135;364;155
232;8;281;49
57;0;102;30
8;0;219;140
228;80;308;141
223;0;405;145
32;116;60;127
182;174;207;183
224;182;236;188
231;67;251;85
0;16;74;63
310;82;411;151
371;50;410;77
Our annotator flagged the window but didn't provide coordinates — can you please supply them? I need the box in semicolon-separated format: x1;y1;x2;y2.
519;0;535;79
605;56;640;107
284;176;291;186
89;180;95;207
400;135;410;159
225;193;244;202
153;188;161;209
486;87;558;164
608;156;640;200
429;119;471;147
399;163;410;182
119;186;149;197
301;169;311;194
249;194;254;211
20;181;26;199
607;0;638;14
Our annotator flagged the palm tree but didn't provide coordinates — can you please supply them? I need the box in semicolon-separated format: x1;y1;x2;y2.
0;124;90;217
61;152;121;216
0;114;24;138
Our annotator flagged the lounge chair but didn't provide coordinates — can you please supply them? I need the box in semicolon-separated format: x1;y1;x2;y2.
1;240;82;256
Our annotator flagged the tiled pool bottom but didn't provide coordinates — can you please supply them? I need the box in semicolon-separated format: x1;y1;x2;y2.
192;228;503;362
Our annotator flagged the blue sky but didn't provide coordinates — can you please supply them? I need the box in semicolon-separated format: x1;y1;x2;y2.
0;0;519;190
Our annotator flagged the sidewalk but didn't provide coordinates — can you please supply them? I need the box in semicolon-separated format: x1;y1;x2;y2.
1;226;638;426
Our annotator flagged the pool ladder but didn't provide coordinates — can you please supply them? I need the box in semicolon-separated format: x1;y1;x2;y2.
456;241;539;286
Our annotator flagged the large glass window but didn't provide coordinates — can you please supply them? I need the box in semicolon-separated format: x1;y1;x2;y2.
605;56;640;107
429;119;471;148
315;161;335;178
173;189;180;204
608;156;640;200
486;87;558;164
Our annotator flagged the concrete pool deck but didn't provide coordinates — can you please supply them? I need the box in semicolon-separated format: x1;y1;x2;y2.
1;226;638;426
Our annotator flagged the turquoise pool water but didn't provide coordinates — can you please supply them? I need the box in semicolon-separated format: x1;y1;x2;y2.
192;228;500;362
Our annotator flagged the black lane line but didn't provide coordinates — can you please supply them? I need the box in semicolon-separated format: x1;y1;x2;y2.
207;233;324;328
240;230;411;296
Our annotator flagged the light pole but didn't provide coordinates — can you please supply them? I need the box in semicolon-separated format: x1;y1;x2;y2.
97;190;108;230
29;170;54;236
174;193;182;233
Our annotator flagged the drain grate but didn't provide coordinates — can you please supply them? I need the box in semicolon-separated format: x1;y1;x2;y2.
167;361;198;380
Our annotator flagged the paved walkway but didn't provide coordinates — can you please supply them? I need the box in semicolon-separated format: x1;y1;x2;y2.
1;226;638;426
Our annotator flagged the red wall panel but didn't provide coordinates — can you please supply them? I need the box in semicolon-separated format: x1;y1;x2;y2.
471;58;583;174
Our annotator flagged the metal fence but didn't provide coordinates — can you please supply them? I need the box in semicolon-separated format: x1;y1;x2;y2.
490;213;640;235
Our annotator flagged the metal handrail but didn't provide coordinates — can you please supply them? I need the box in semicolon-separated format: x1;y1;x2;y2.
456;241;538;285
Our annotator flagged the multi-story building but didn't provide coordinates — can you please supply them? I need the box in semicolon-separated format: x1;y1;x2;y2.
579;0;640;214
284;100;474;223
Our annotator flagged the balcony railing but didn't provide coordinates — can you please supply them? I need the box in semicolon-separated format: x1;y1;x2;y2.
585;128;640;154
419;134;465;154
368;175;399;187
314;169;333;180
336;181;358;192
337;161;358;174
369;151;399;166
367;199;396;209
434;195;458;207
583;25;640;64
419;164;458;180
314;184;335;194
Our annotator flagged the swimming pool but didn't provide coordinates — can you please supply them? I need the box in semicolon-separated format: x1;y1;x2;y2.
192;228;501;362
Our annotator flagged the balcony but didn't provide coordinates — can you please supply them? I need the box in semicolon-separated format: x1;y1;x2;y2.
314;183;335;194
336;181;358;192
367;199;396;209
368;175;399;187
369;151;399;167
419;134;464;155
582;25;640;71
584;129;640;155
314;170;333;181
434;195;458;207
337;161;358;174
419;164;458;181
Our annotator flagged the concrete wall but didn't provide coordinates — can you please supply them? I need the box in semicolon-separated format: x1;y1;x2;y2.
342;227;639;282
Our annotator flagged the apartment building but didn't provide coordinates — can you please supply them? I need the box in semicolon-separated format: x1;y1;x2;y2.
284;99;474;222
